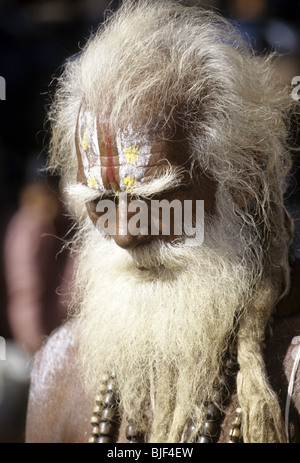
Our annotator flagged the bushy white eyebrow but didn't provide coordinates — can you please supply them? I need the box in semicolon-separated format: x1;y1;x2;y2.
129;167;185;198
64;182;108;203
65;167;186;203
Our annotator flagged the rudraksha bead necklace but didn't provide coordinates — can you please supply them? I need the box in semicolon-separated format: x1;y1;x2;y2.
87;313;278;443
88;371;120;443
125;421;145;443
89;352;242;443
228;407;243;443
181;347;240;443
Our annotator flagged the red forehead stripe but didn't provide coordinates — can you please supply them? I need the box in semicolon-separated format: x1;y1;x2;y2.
105;127;117;185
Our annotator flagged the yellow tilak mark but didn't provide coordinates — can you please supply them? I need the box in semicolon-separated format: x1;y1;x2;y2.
125;146;139;164
88;177;98;189
124;176;137;190
82;131;88;151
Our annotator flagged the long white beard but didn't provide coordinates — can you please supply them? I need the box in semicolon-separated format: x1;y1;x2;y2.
71;201;263;442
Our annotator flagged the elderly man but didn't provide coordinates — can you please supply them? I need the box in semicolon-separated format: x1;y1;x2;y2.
26;0;300;443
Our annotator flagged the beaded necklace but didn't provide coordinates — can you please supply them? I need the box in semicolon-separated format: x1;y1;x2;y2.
88;350;242;444
87;307;279;443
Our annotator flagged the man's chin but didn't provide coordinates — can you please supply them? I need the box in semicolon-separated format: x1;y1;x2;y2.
127;240;186;271
129;252;182;275
130;259;171;277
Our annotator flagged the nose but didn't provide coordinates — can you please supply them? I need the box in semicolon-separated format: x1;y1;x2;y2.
112;233;143;250
112;195;151;250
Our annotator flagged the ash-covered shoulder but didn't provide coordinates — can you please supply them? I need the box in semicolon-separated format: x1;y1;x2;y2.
282;315;300;407
30;319;79;392
26;320;81;442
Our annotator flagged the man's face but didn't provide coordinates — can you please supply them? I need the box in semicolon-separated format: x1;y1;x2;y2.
72;110;264;443
75;106;216;251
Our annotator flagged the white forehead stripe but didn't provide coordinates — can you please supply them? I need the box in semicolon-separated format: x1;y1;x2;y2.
116;126;152;190
79;110;104;190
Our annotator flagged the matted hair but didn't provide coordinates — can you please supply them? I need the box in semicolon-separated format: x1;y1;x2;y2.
47;0;297;442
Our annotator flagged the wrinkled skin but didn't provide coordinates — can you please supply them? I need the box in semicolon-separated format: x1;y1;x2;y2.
76;117;217;249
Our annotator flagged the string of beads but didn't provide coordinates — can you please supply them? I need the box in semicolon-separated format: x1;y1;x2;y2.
89;361;242;443
182;349;240;443
229;407;243;443
88;371;120;443
125;420;145;443
88;332;245;444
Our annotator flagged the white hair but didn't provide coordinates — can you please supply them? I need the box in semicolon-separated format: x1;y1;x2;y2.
49;0;294;259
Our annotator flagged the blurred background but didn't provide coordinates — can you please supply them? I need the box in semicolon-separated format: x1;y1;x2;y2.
0;0;299;443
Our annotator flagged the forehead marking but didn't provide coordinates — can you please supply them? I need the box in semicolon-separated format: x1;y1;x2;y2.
104;127;117;186
125;146;139;164
82;131;89;151
88;177;98;189
124;176;137;190
78;107;103;190
116;126;152;191
78;108;155;193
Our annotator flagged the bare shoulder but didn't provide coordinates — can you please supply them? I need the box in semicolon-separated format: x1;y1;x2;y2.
265;312;300;441
26;320;92;443
279;314;300;415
